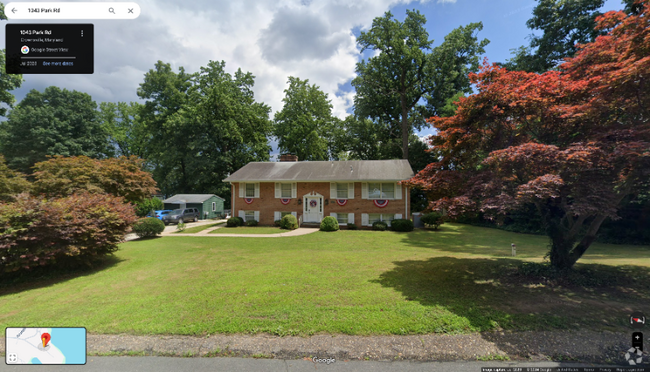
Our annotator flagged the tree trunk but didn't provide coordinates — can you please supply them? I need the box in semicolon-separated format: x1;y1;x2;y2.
400;94;409;160
568;214;607;264
547;214;608;270
548;229;578;270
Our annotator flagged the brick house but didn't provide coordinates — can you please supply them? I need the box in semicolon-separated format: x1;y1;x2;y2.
223;155;414;227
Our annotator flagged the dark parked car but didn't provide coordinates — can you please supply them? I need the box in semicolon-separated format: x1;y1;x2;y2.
162;208;199;225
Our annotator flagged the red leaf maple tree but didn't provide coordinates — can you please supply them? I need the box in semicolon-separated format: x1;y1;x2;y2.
407;0;650;269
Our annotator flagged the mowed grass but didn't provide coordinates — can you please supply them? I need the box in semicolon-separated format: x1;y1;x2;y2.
209;226;285;234
1;223;648;336
176;222;225;234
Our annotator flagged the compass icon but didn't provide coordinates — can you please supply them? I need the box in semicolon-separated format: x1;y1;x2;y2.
630;312;646;329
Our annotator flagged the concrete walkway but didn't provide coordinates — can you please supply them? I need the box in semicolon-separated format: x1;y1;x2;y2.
124;220;319;241
168;227;319;238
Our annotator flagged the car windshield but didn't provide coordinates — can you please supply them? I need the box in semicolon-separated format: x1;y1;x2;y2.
170;209;183;215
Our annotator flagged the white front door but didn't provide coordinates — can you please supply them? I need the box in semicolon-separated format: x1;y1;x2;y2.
304;196;322;222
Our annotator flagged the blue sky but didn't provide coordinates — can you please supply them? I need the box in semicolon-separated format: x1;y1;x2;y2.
1;0;630;152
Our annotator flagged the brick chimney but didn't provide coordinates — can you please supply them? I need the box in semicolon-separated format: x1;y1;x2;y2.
279;154;298;162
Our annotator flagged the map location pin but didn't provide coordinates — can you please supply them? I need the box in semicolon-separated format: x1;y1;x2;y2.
41;333;51;347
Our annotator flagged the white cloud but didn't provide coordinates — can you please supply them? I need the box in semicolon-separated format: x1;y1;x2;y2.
8;0;430;120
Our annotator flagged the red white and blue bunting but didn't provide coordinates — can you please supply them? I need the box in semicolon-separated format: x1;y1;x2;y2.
336;199;348;206
244;198;254;204
280;198;291;205
373;199;389;208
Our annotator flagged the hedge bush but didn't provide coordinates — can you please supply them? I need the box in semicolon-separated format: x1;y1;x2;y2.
347;223;358;230
226;217;243;227
0;192;137;275
280;214;299;230
246;220;258;227
320;216;339;232
421;212;445;229
372;221;388;231
132;217;165;238
391;219;414;232
274;219;282;227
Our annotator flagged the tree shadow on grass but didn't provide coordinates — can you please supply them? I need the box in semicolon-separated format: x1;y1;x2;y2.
370;256;650;333
0;254;125;296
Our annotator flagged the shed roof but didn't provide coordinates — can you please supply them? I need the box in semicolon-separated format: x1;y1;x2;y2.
163;194;224;203
223;160;414;182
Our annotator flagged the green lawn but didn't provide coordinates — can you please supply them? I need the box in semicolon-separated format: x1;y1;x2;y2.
1;223;648;336
175;222;225;234
209;226;285;234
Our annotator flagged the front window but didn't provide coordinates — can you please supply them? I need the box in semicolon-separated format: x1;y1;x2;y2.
281;183;292;198
281;211;292;218
170;209;183;215
381;183;394;199
212;202;216;212
244;211;255;222
336;183;348;198
245;183;255;197
368;183;395;199
369;213;393;224
336;214;348;225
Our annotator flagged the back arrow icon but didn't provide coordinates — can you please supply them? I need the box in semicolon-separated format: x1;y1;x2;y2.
11;7;16;13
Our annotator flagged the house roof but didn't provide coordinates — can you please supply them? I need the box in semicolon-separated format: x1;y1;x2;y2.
223;160;414;182
163;194;224;203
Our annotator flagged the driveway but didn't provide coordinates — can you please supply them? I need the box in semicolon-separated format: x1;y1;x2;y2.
124;219;226;241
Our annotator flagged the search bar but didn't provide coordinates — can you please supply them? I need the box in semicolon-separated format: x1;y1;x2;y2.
5;2;140;19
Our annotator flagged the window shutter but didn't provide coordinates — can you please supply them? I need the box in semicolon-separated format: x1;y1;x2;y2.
254;183;260;198
330;183;337;199
275;183;280;198
348;183;354;199
291;183;297;198
238;210;245;219
254;211;260;222
274;211;280;221
330;212;337;219
239;183;244;198
395;214;402;220
362;213;369;226
361;183;368;199
348;213;354;224
291;212;297;217
395;183;402;200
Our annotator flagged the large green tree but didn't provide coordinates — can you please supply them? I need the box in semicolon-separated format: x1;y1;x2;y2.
138;60;271;203
352;10;488;160
501;0;643;73
99;101;148;158
501;0;605;73
273;77;339;161
0;87;109;173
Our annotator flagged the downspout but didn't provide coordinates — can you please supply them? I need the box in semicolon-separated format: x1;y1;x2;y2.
405;185;408;219
231;182;234;219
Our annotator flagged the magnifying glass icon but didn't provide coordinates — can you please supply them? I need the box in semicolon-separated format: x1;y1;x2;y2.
108;7;115;14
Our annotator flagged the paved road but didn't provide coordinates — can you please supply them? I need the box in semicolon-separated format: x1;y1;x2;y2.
0;357;612;372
